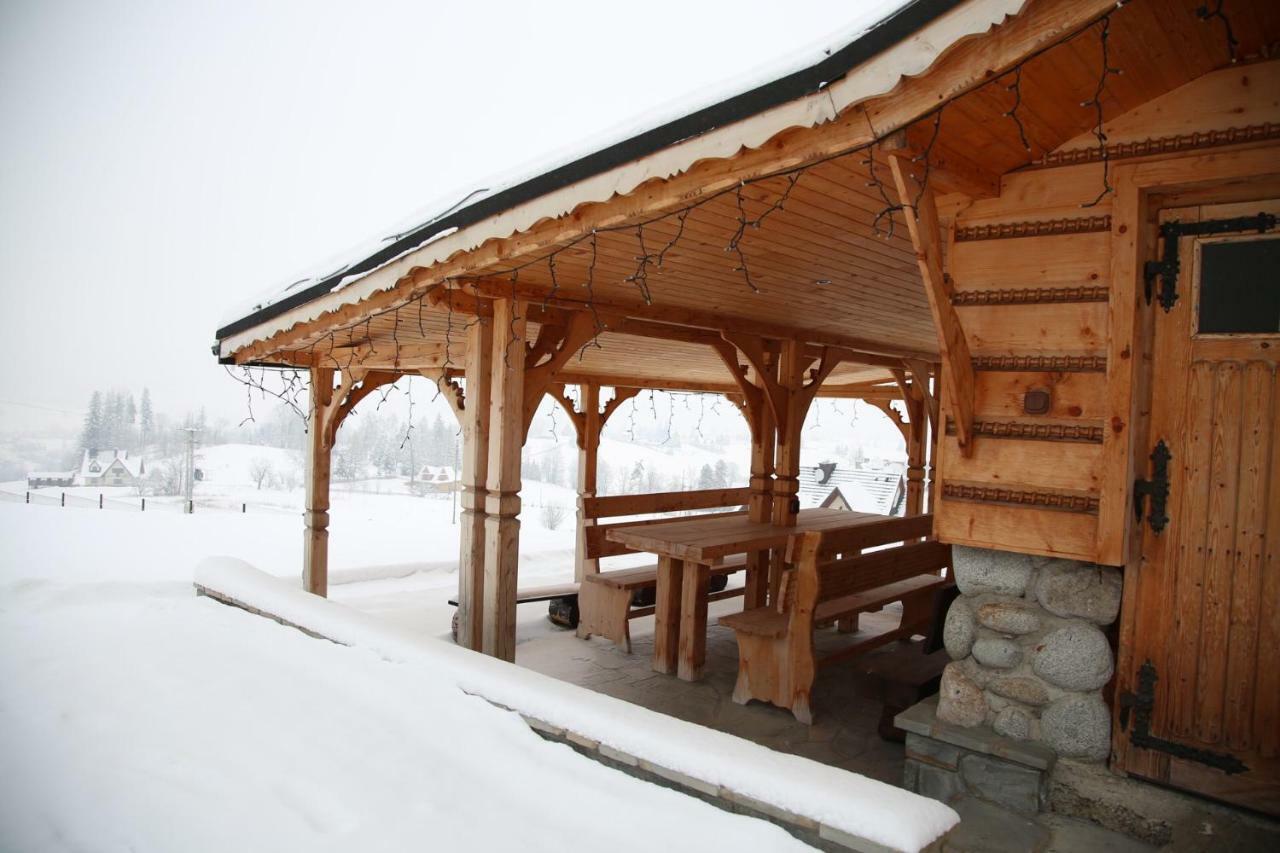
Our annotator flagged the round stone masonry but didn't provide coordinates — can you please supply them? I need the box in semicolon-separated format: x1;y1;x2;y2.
975;599;1043;635
1032;621;1114;691
972;633;1023;669
943;596;977;660
952;546;1035;597
1034;560;1122;625
1040;692;1111;760
937;661;987;727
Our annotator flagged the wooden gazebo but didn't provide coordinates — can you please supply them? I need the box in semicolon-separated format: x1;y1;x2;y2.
216;0;1280;817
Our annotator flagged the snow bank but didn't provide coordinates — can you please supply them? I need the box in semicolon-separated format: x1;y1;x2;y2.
196;558;959;852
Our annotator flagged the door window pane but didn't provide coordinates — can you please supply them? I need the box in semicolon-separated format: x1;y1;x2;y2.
1198;237;1280;334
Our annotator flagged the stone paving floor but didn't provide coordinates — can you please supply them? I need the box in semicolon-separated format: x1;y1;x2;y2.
513;598;1163;853
517;598;910;785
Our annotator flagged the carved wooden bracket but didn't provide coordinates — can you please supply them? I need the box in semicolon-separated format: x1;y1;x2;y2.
548;383;587;449
868;399;911;442
600;386;640;429
522;312;600;440
317;368;401;450
887;153;974;456
418;367;466;423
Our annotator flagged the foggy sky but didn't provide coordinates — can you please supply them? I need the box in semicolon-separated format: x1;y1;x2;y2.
0;0;896;431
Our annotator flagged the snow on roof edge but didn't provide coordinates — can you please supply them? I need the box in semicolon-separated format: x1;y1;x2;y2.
218;0;1023;355
216;0;937;335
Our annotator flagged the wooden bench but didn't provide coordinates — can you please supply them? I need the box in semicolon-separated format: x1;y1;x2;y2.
576;487;750;652
448;582;580;641
719;525;952;724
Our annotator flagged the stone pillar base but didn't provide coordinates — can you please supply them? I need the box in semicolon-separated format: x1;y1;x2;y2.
897;696;1055;817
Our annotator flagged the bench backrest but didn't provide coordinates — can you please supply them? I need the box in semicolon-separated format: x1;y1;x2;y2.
779;523;951;623
581;487;750;560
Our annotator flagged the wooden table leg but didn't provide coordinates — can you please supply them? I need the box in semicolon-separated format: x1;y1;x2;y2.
678;561;710;681
653;555;683;674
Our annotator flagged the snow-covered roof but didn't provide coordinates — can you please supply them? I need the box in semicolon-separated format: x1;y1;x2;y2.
79;449;145;480
217;0;1022;355
28;471;74;479
799;462;903;515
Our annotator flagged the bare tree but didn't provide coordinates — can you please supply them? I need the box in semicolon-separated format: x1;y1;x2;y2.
540;502;566;530
249;457;274;490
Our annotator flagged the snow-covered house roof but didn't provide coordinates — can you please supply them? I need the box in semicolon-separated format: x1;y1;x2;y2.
798;462;903;516
417;464;458;482
78;449;145;481
216;0;1026;355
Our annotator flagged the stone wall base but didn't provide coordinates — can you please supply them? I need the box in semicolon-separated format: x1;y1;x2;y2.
898;697;1280;850
898;696;1055;817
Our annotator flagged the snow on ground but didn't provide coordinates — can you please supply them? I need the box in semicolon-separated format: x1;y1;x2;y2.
0;501;817;852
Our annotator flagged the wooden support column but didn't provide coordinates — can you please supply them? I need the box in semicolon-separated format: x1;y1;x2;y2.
304;366;335;596
482;298;526;662
771;340;808;529
746;381;775;609
457;320;492;650
894;370;927;518
574;383;601;582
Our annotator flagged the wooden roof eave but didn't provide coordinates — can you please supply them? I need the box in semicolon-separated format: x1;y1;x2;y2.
219;0;1126;364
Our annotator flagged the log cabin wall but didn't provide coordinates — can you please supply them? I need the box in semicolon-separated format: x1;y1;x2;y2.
929;60;1280;789
931;60;1280;568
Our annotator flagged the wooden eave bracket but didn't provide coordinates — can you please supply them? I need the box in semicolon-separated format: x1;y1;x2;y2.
522;312;600;440
418;367;466;422
547;382;587;449
319;368;401;450
887;153;974;456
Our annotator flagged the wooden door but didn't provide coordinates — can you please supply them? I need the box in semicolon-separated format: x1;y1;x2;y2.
1116;200;1280;815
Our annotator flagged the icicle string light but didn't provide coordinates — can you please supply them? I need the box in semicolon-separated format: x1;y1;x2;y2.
1004;65;1033;153
231;1;1174;432
1196;1;1239;63
1082;15;1121;208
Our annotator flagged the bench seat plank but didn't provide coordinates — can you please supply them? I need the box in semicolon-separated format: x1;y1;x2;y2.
814;574;949;622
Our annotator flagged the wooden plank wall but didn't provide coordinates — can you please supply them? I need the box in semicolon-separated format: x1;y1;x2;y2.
933;162;1115;562
931;61;1280;565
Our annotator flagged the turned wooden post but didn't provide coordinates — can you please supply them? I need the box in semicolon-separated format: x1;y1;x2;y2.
746;366;776;609
574;383;602;582
304;366;335;596
482;298;526;661
456;318;493;651
903;385;927;518
771;340;805;529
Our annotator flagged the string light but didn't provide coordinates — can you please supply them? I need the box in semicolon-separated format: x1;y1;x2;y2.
1197;1;1239;63
234;0;1168;434
1082;15;1121;208
1004;66;1033;153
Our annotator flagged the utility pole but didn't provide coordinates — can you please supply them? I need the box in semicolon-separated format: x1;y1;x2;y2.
180;427;200;513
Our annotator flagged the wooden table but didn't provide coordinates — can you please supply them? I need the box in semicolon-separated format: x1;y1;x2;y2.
607;508;900;681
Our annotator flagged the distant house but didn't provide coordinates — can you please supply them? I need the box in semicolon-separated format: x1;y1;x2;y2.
76;449;146;488
26;471;75;489
797;462;904;517
414;464;458;493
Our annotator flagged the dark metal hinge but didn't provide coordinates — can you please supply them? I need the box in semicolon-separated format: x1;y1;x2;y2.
1133;439;1171;534
1124;661;1248;775
1143;212;1276;312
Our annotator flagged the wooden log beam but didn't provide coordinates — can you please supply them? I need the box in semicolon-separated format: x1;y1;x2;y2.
457;277;926;365
887;153;974;456
269;343;447;371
